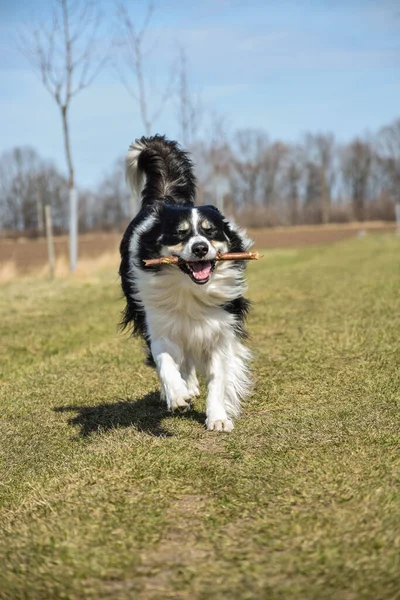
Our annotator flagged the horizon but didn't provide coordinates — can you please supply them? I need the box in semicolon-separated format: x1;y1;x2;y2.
0;0;399;188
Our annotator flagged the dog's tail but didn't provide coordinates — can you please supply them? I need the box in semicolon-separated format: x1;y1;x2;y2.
126;135;196;208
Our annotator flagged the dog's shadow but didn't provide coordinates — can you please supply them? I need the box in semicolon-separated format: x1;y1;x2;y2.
54;392;206;438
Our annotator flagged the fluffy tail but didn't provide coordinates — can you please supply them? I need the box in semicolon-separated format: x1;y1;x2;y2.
126;135;196;207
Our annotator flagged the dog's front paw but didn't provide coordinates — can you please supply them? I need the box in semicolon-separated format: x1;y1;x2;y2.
170;395;191;413
206;418;234;432
161;379;192;413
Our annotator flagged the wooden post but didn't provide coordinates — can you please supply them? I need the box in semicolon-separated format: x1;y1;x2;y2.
45;204;55;279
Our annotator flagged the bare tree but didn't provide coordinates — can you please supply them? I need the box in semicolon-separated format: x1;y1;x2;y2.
285;146;303;225
176;46;202;148
0;147;68;233
304;161;322;215
379;119;400;229
304;133;336;223
262;141;288;208
115;1;176;216
36;165;69;232
187;114;231;209
115;1;175;135
0;147;46;232
232;129;268;207
341;139;373;221
93;158;130;230
19;0;106;270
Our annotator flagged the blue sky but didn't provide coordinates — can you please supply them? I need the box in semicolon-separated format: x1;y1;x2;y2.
0;0;399;187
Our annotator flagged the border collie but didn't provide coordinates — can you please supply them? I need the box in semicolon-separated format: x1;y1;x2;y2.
119;135;252;431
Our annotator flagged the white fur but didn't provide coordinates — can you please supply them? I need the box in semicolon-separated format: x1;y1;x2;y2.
127;250;252;431
191;208;199;232
175;208;225;262
126;140;147;199
129;214;157;262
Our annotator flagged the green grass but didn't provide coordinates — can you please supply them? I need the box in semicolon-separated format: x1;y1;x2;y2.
1;235;399;600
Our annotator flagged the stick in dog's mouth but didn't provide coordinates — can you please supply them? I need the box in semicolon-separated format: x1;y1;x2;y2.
143;252;260;268
142;252;260;285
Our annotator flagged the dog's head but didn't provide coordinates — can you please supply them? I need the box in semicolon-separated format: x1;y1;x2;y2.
139;205;252;285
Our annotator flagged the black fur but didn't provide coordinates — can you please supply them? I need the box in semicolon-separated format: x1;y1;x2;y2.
132;135;196;206
222;297;251;339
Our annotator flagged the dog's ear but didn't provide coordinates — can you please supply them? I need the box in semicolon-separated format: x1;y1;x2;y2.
223;218;254;252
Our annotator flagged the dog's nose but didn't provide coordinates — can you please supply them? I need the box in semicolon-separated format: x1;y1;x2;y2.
192;241;208;258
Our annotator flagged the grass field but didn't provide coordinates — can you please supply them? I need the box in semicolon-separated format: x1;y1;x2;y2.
1;235;399;599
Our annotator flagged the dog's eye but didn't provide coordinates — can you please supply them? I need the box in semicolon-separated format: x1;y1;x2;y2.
177;222;190;235
201;220;214;232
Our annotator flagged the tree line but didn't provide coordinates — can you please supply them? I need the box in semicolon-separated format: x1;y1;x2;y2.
195;117;400;227
0;116;399;235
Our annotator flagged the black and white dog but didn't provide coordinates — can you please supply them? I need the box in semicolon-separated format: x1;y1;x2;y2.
119;135;252;431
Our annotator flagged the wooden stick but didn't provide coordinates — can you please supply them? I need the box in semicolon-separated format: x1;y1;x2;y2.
143;251;260;267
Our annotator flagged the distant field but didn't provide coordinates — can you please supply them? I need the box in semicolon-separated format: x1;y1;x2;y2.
1;234;399;599
0;221;395;280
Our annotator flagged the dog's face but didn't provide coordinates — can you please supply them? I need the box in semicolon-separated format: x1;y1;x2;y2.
159;205;228;285
139;204;251;285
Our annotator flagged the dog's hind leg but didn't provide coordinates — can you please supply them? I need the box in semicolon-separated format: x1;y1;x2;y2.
151;339;191;412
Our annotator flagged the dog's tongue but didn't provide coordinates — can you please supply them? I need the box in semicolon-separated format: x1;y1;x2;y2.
190;261;212;281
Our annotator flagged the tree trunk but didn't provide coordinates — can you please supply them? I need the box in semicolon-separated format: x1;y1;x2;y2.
320;170;329;224
69;187;78;272
61;105;78;272
291;193;299;225
353;186;364;222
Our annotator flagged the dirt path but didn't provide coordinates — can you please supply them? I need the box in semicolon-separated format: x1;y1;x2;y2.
0;222;395;275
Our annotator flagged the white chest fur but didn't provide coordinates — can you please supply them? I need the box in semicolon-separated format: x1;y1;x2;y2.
130;262;246;356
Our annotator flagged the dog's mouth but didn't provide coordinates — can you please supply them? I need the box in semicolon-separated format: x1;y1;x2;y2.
178;260;216;285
